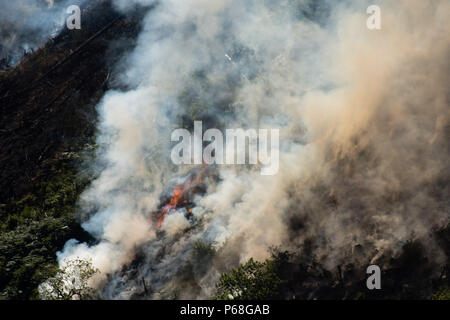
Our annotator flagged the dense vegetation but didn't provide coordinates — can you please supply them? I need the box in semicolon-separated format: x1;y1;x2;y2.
215;258;282;300
214;243;450;300
0;1;144;299
0;155;94;299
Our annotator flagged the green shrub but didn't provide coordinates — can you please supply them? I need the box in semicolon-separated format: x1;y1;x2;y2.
215;258;282;300
430;287;450;300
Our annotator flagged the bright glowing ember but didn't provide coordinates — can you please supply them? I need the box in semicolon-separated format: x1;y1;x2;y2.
152;170;208;228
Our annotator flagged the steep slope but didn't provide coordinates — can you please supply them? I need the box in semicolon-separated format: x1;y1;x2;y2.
0;0;145;299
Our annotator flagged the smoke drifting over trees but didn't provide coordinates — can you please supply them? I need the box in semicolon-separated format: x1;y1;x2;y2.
38;0;448;299
0;0;86;67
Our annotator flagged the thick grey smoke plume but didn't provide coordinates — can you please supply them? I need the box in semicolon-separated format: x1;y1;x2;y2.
49;0;449;299
0;0;85;66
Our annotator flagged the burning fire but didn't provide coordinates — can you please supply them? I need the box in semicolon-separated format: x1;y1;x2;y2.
152;170;207;228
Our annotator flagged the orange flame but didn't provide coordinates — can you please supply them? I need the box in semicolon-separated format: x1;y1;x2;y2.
153;172;204;228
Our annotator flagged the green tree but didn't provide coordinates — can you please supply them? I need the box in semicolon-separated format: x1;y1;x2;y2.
430;287;450;300
191;241;216;274
215;258;281;300
39;258;99;300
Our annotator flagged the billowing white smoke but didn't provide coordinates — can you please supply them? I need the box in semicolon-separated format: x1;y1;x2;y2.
51;0;450;298
0;0;86;65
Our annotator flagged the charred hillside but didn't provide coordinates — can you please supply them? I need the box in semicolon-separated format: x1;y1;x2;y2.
0;1;146;299
0;0;145;203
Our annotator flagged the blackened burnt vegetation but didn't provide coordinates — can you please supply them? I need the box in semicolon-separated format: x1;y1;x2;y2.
0;1;147;299
270;238;450;300
213;238;450;301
